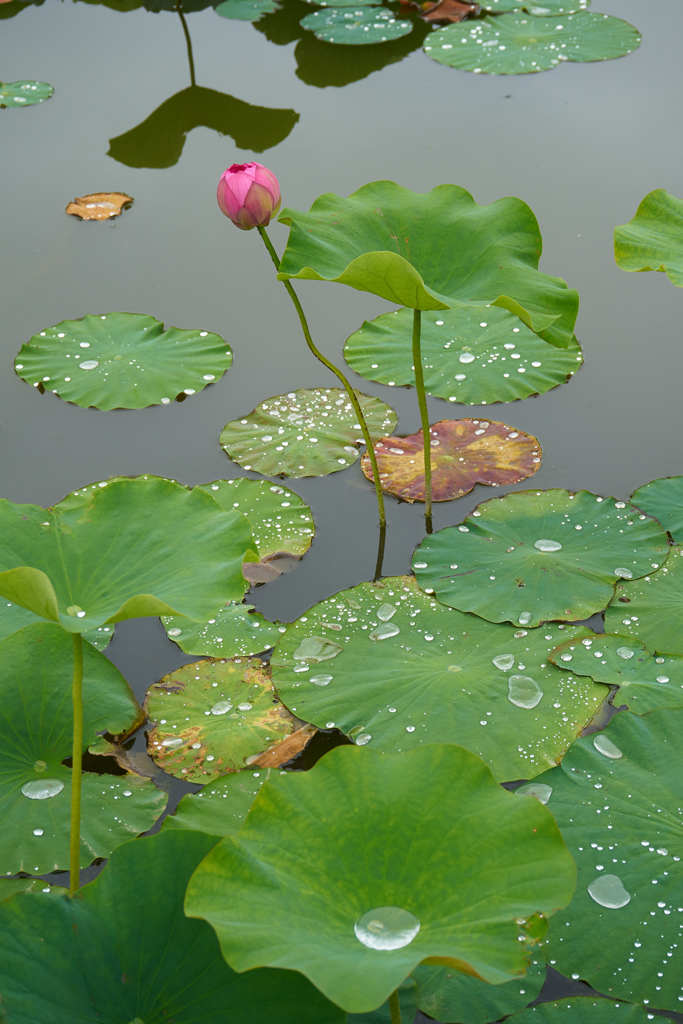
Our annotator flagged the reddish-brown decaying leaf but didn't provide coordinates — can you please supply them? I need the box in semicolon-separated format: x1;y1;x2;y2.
421;0;478;22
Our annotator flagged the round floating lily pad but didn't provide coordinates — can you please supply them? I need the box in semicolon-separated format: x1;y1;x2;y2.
361;418;542;503
14;312;232;410
0;475;254;634
0;830;346;1024
604;546;683;656
65;192;133;221
0;80;53;107
0;599;114;649
615;189;683;288
299;6;413;45
549;632;683;715
424;12;640;75
506;999;676;1023
146;657;313;783
631;475;683;542
413;489;670;628
185;743;576;1013
164;601;284;658
270;576;607;781
219;387;398;478
413;958;545;1024
279;181;578;348
164;768;268;836
537;708;683;1010
0;623;162;876
344;305;583;404
215;0;279;18
481;0;589;12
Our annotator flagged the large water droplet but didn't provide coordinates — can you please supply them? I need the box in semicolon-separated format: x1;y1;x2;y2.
492;653;515;671
507;675;543;710
162;736;183;748
458;352;475;364
614;567;633;579
517;782;552;804
78;360;99;371
211;700;233;715
587;874;631;909
593;734;623;759
376;603;397;622
369;622;400;641
518;611;532;626
616;646;634;660
310;674;333;686
66;604;87;619
293;636;343;662
534;539;562;552
354;906;420;950
21;779;64;800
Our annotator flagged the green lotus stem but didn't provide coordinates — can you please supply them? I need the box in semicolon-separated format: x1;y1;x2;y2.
175;1;196;88
373;521;387;582
389;989;402;1024
412;308;433;532
69;632;84;897
257;225;387;530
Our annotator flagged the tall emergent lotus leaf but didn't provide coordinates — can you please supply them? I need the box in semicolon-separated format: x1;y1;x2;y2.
413;958;545;1024
163;600;283;658
604;546;683;656
536;708;683;1011
270;576;606;780
0;830;346;1024
0;475;255;633
299;6;413;45
361;418;542;502
549;632;683;715
413;489;670;627
13;313;233;410
344;304;583;405
424;12;640;76
185;743;576;1012
630;475;683;542
614;189;683;287
0;623;164;875
0;597;112;649
278;181;579;347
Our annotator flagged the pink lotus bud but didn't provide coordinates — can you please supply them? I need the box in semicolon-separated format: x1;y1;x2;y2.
217;162;281;230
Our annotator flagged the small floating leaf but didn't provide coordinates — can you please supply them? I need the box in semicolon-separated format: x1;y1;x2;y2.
614;189;683;287
0;80;53;107
630;475;683;541
506;998;676;1023
215;0;279;18
361;418;542;503
604;546;683;656
481;0;589;12
413;958;545;1024
413;489;670;627
219;387;397;478
163;601;283;658
14;312;232;410
423;12;640;75
65;192;133;220
300;6;413;45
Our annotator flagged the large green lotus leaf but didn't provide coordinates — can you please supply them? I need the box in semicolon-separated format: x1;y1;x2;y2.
0;878;63;902
219;387;398;478
506;999;676;1022
299;6;413;45
279;182;578;347
536;709;683;1010
482;0;589;12
413;489;670;627
604;546;683;656
631;475;683;542
146;657;313;783
549;632;683;715
0;598;113;649
0;475;254;633
0;79;53;107
413;958;545;1023
424;12;640;75
344;305;583;404
0;830;346;1024
163;768;268;836
164;601;284;658
361;418;542;503
185;743;576;1013
269;577;607;781
614;189;683;288
14;313;232;410
215;0;279;19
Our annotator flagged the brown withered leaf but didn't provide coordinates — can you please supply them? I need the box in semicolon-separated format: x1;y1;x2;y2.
362;418;542;503
247;723;318;769
421;0;478;23
65;192;133;221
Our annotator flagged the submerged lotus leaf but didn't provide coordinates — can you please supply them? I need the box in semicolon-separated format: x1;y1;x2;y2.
164;769;268;836
344;305;583;404
299;6;413;45
506;999;676;1023
549;633;683;715
269;577;607;781
0;475;254;634
0;79;53;107
0;599;114;649
424;12;640;75
215;0;279;18
65;191;133;220
413;489;670;627
0;623;163;875
0;830;346;1024
163;601;284;658
536;709;683;1010
413;957;545;1024
14;312;232;410
361;418;542;503
604;546;683;656
631;475;683;541
145;657;313;783
185;743;576;1013
279;181;578;347
614;189;683;287
219;387;398;478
